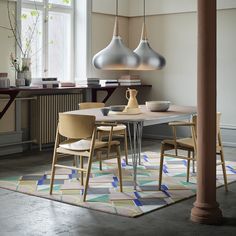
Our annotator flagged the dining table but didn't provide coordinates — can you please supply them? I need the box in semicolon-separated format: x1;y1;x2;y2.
66;105;196;189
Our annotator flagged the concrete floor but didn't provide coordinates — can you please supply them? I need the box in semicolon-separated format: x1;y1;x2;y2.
0;140;236;236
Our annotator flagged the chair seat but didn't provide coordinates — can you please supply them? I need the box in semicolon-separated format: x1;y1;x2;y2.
162;138;194;149
163;138;222;152
97;124;126;132
59;139;120;151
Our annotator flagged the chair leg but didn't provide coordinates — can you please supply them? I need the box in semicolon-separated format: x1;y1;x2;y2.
83;157;93;202
74;156;79;180
73;155;77;167
220;151;228;192
96;151;102;171
158;145;165;190
98;132;103;170
80;155;84;186
187;151;191;182
124;130;129;165
116;145;123;192
49;152;58;195
192;152;196;173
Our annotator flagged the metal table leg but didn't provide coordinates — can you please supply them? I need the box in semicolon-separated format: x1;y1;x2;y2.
138;122;143;165
127;121;144;190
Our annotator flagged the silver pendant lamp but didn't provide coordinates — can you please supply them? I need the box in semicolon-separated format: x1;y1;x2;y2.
134;0;166;70
92;0;140;70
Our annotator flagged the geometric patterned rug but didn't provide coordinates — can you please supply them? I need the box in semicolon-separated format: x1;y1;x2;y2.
0;151;236;217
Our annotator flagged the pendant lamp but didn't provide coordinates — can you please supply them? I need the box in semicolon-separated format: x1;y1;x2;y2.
92;0;140;70
134;0;166;70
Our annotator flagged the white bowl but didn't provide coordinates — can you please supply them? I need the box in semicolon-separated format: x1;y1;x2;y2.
145;101;170;112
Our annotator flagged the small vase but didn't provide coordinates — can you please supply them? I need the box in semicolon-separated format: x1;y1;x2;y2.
16;72;26;87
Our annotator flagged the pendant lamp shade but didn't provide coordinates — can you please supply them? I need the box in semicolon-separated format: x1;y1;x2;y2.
134;0;166;70
92;1;140;70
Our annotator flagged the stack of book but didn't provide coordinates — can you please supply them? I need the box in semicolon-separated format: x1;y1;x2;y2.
77;78;100;87
118;75;142;86
60;82;76;87
30;77;59;88
100;79;119;87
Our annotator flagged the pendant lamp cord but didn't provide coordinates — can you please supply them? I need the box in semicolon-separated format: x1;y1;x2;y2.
116;0;118;17
144;0;146;24
113;0;119;36
141;0;147;40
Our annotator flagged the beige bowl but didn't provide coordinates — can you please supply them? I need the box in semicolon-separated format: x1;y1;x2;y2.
145;101;170;112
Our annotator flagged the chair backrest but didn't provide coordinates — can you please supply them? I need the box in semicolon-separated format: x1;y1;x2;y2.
192;114;197;137
191;112;221;139
216;112;221;138
79;102;105;110
58;113;96;139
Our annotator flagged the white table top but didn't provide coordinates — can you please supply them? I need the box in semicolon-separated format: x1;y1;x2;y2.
66;105;196;126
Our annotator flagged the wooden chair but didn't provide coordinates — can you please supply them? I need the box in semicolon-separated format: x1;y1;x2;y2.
79;102;106;110
49;113;123;201
158;113;228;191
79;102;129;169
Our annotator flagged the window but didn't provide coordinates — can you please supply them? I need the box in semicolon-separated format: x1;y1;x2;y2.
21;0;74;81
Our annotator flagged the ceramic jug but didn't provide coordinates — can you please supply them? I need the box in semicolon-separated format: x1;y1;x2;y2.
125;88;139;109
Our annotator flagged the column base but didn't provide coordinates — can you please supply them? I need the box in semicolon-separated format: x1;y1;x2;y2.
191;201;223;225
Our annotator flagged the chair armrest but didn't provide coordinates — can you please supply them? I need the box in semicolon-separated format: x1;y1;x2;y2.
168;121;195;127
95;121;117;127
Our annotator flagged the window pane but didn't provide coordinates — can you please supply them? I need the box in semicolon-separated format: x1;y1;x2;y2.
48;12;72;81
49;0;72;6
21;8;43;78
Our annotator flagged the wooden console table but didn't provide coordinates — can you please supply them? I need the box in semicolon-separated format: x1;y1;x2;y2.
0;85;151;119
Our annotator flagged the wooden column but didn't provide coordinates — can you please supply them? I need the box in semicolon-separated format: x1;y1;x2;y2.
190;0;222;224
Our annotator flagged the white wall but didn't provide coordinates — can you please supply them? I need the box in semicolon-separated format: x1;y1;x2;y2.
128;0;236;16
217;9;236;127
0;0;16;84
0;0;16;133
128;9;236;143
1;0;236;146
93;0;236;16
92;0;129;16
128;9;236;124
129;12;197;106
91;1;236;145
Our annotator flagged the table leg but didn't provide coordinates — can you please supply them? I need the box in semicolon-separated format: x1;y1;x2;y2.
127;123;133;161
127;121;144;190
138;122;143;165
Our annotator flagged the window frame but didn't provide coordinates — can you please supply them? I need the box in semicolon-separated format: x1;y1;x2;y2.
18;0;75;81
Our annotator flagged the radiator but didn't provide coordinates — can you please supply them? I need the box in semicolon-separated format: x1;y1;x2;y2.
31;92;84;149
